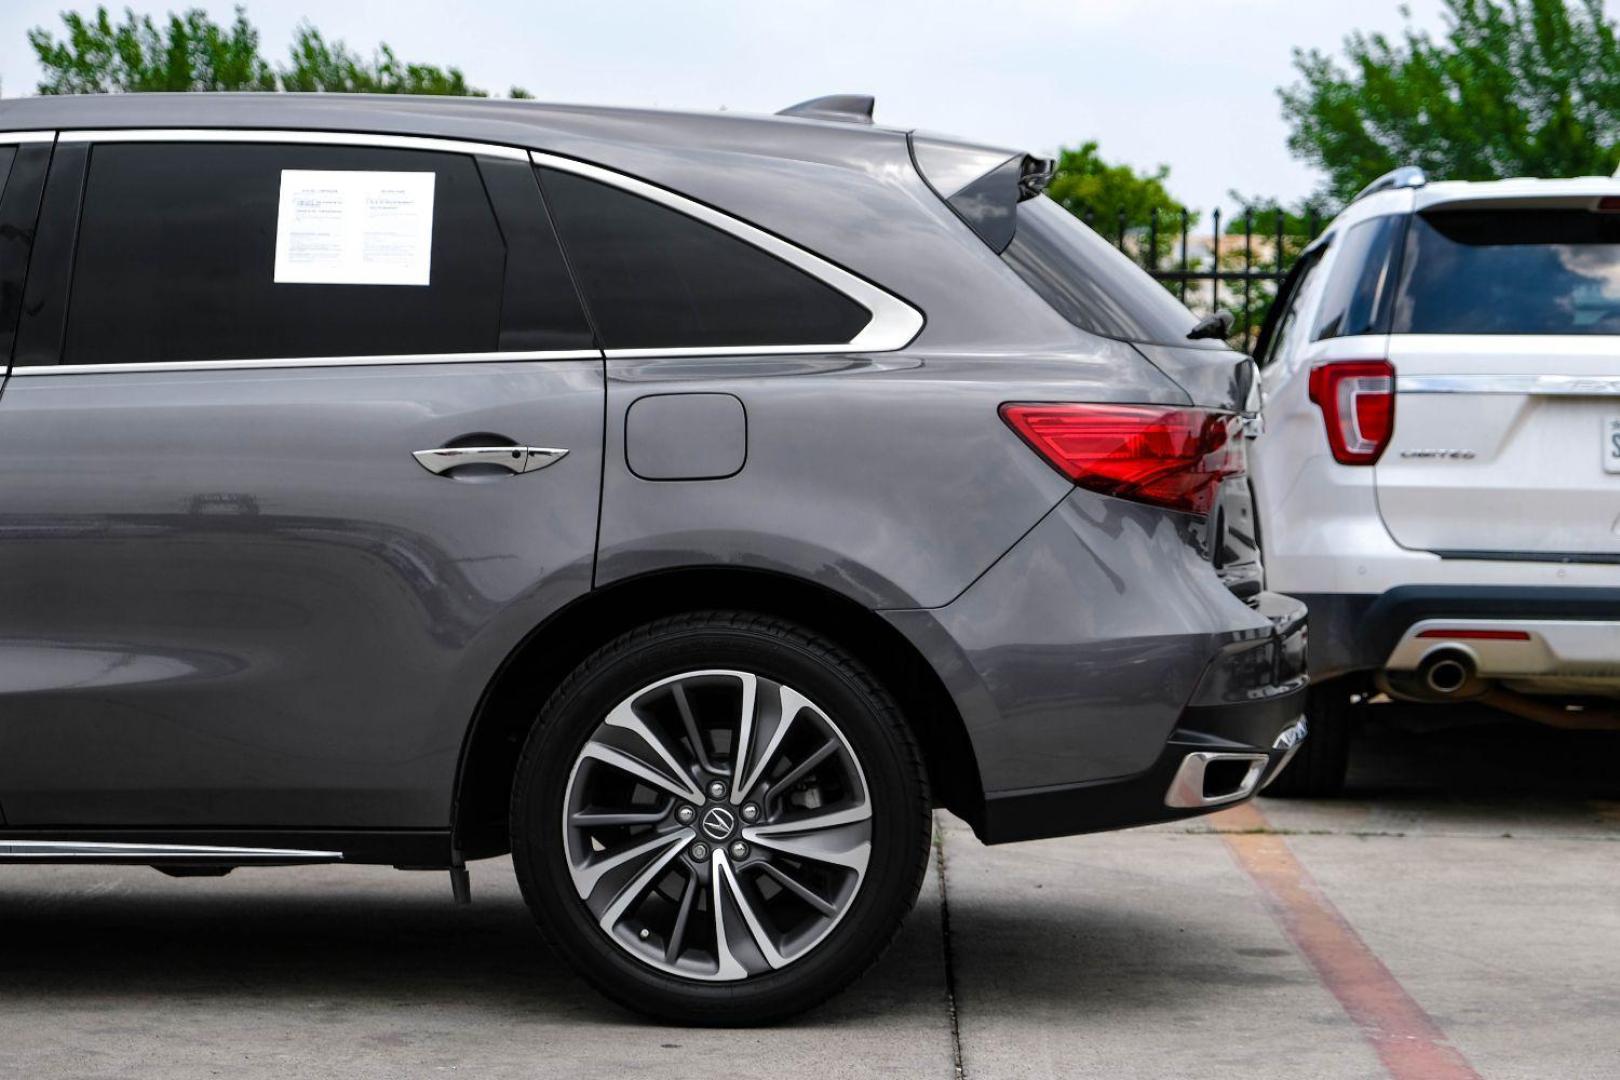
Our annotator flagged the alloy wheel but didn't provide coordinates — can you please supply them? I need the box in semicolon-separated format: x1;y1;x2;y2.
561;669;872;981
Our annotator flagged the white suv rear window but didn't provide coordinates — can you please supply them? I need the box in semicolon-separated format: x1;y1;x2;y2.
1395;208;1620;335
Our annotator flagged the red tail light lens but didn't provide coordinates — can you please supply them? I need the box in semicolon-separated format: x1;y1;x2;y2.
999;403;1244;516
1308;360;1395;465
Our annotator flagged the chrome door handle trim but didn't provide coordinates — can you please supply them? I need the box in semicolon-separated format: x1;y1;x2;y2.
412;446;570;476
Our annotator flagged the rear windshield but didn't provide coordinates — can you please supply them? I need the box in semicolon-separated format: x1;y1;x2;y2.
1395;208;1620;335
1003;196;1203;346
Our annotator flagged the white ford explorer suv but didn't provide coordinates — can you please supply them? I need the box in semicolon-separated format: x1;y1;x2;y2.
1251;165;1620;796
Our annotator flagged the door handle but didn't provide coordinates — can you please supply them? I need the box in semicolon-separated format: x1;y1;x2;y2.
412;445;570;476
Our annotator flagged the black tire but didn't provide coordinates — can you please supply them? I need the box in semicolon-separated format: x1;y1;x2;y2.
509;611;932;1025
1262;680;1354;798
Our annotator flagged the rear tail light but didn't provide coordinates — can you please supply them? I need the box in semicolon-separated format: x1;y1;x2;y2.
1308;360;1395;465
999;403;1244;516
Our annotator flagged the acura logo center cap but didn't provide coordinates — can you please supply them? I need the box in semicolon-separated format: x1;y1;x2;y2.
700;806;736;841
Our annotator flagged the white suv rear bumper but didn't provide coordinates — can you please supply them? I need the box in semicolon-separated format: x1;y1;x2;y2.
1387;619;1620;679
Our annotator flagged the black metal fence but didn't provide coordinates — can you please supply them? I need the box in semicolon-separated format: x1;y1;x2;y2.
1076;206;1326;351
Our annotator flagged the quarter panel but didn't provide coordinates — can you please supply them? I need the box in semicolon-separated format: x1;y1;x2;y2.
596;351;1182;610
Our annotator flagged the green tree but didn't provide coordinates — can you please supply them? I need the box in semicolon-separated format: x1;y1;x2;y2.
30;6;274;92
278;24;483;96
29;6;531;98
1044;141;1194;257
1281;0;1620;202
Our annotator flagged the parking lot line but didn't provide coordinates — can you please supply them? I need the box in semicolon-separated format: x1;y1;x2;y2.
1217;803;1481;1080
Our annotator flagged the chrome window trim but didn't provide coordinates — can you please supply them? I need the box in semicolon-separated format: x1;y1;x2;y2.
1399;374;1620;396
13;349;601;376
23;129;925;370
0;130;57;145
58;126;530;161
530;150;925;356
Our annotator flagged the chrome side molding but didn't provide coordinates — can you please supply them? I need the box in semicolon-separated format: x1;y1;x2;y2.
1399;374;1620;397
0;840;343;862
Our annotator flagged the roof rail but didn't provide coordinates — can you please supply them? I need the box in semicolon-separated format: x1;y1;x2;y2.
776;94;875;125
1351;165;1428;204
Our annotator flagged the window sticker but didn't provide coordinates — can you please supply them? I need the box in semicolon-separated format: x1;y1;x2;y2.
273;170;435;286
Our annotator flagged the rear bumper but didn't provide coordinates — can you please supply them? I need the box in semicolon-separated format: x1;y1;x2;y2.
882;487;1310;842
1299;585;1620;682
976;685;1308;844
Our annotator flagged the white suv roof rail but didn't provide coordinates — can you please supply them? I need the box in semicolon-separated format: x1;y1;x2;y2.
1351;165;1428;204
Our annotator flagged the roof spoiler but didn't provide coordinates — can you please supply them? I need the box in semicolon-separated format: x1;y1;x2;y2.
1352;165;1427;204
911;133;1055;253
776;94;875;125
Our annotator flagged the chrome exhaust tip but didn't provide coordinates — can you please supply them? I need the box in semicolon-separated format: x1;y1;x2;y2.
1164;750;1269;809
1420;648;1476;696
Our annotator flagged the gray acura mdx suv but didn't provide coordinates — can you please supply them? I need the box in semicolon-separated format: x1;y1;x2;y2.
0;92;1306;1023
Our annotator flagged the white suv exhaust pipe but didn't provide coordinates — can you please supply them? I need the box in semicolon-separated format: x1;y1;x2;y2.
1419;648;1476;696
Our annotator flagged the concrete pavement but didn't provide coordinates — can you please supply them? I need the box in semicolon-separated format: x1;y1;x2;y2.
1;713;1615;1078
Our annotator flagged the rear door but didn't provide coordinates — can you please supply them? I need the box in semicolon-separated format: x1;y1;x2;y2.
1375;202;1620;558
0;131;604;828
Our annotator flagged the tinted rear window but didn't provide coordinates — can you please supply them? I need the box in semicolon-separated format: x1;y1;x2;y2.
1394;208;1620;335
1002;195;1201;346
539;168;872;350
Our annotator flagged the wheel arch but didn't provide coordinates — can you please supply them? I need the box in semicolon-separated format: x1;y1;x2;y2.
451;566;983;859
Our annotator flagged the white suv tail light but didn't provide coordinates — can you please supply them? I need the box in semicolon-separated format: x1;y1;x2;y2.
1308;360;1395;465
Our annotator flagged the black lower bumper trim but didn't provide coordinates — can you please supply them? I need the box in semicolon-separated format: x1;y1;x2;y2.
1298;585;1620;682
974;683;1307;844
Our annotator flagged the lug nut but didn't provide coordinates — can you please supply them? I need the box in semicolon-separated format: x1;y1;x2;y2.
729;841;749;860
740;803;760;822
675;805;697;825
689;842;710;861
707;779;728;799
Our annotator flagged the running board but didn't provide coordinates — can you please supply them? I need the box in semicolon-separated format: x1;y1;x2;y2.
0;840;343;864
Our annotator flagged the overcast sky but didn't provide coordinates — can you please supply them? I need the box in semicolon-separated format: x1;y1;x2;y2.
0;0;1448;218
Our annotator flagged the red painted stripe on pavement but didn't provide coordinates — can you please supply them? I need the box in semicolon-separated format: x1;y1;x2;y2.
1216;802;1482;1080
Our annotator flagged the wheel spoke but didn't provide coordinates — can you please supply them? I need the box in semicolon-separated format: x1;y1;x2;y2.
569;826;691;901
732;682;811;804
670;681;718;773
756;861;839;918
664;868;701;965
743;803;872;872
763;737;839;802
716;853;786;969
603;700;705;801
728;672;760;801
579;741;701;805
569;805;671;828
597;832;691;932
709;850;751;980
